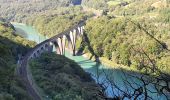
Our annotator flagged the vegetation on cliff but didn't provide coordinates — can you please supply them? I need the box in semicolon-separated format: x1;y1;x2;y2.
0;19;36;100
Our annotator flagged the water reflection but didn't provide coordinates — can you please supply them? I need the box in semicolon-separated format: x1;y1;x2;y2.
12;22;47;43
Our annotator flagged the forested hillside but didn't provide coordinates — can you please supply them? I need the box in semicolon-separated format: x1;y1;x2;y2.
82;0;169;10
30;53;106;100
83;16;170;74
0;19;35;99
25;6;92;37
80;0;170;75
0;0;82;21
0;0;91;38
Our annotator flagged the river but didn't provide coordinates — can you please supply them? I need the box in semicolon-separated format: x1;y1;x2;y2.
13;23;167;100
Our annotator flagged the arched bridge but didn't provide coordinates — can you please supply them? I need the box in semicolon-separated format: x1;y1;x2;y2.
30;21;85;58
18;21;85;100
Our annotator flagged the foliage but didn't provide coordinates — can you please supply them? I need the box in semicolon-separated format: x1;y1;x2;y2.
159;8;170;23
0;0;82;21
0;20;35;100
82;0;108;10
30;53;106;100
83;15;170;74
25;9;90;37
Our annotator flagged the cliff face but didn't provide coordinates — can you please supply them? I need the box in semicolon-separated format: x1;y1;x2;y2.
30;53;106;100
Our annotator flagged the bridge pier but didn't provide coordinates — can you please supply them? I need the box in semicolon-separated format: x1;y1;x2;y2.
57;38;63;55
62;35;66;55
69;30;77;56
47;42;53;52
55;46;60;54
78;26;84;36
44;44;48;51
55;36;66;55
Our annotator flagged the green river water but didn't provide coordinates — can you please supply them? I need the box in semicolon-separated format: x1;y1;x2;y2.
12;23;167;100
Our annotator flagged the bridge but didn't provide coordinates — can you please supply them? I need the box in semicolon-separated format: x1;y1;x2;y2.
17;21;85;100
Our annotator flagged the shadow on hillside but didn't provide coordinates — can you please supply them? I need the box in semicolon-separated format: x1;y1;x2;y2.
76;32;99;62
0;36;31;60
0;35;33;100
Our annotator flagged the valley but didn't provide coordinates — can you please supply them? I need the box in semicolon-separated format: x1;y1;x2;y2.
0;0;170;100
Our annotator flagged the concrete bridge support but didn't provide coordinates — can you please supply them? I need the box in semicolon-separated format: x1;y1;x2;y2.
57;38;63;55
62;35;66;55
69;30;77;56
48;42;54;52
55;35;66;55
56;46;60;54
78;26;84;35
44;44;49;52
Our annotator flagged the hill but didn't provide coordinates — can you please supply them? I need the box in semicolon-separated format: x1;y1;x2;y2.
29;53;106;100
0;0;82;21
0;19;36;100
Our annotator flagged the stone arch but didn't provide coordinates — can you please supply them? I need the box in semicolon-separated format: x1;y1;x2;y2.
41;46;44;50
37;50;40;53
33;53;36;58
53;40;60;54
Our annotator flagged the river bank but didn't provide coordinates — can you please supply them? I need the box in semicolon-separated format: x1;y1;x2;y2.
12;22;47;43
81;52;138;72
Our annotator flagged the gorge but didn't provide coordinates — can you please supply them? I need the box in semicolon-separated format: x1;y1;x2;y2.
13;22;168;100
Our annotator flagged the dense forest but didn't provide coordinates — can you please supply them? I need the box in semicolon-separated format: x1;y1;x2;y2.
25;6;92;37
81;0;170;74
0;19;35;99
0;0;82;21
82;0;169;11
83;14;170;74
